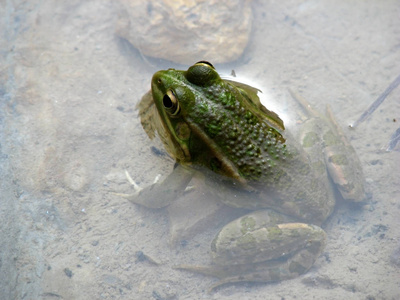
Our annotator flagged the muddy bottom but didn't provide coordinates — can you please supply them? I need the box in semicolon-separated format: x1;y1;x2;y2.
1;1;399;299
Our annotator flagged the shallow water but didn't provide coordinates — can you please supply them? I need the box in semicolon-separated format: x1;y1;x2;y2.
1;1;400;299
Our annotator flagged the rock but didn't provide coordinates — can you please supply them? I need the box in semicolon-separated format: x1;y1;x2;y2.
116;0;253;64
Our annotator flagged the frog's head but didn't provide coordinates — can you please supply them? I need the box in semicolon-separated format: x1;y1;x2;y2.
150;61;222;165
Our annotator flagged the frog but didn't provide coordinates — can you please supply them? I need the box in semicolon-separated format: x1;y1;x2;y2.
126;61;365;290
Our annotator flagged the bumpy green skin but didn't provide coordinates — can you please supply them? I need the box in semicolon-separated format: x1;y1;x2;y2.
150;62;335;224
151;63;286;181
135;62;365;289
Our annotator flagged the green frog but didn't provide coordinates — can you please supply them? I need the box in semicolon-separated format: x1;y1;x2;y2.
128;61;365;290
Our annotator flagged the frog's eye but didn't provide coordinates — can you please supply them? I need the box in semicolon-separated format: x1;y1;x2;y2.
194;61;215;69
163;89;180;116
186;61;219;86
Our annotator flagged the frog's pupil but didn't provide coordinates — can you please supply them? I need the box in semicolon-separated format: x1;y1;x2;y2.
163;94;173;108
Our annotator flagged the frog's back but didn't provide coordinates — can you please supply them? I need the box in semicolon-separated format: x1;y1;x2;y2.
187;81;334;224
187;81;286;179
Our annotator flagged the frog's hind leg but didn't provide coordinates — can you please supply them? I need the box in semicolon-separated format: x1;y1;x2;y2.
288;89;365;202
209;226;326;291
324;105;365;202
175;210;327;291
288;88;322;121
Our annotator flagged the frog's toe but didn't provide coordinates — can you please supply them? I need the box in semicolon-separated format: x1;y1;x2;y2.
111;170;144;199
113;169;164;200
124;169;162;191
116;164;194;209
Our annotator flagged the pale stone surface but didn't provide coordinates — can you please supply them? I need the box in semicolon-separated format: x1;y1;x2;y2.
116;0;253;64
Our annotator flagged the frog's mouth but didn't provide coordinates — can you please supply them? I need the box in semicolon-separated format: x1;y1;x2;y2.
168;120;192;162
158;115;192;164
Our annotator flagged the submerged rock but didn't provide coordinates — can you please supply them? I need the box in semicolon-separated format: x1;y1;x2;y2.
116;0;253;64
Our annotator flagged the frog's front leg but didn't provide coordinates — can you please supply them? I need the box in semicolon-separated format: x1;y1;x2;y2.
176;210;327;290
119;164;194;208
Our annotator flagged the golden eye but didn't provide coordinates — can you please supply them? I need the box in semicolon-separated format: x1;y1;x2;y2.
163;89;180;116
194;61;215;69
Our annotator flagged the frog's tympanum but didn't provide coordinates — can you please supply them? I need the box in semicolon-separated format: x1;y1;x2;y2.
130;61;365;290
